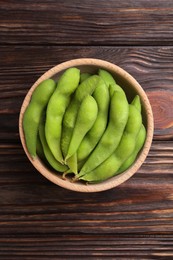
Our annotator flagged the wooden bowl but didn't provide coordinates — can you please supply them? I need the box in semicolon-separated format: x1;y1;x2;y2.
19;58;154;192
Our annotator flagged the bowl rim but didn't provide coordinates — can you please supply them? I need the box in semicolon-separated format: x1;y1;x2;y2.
19;58;154;192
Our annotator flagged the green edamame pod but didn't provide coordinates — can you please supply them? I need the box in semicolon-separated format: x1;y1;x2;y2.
61;75;100;158
75;75;100;101
131;95;141;113
98;69;123;93
80;73;92;83
66;153;78;175
45;68;80;163
98;69;116;85
78;89;129;177
77;78;110;162
36;134;46;161
65;95;98;161
23;79;56;157
78;104;142;183
117;124;146;174
39;114;68;172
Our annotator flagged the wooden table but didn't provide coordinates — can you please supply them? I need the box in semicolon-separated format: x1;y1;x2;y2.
1;0;173;258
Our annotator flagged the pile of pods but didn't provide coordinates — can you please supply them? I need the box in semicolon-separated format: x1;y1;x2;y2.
23;68;146;183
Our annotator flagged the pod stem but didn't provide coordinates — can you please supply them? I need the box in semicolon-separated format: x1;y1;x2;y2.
71;176;79;183
62;170;72;180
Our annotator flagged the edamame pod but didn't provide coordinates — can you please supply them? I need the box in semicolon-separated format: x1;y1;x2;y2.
61;75;100;158
45;68;80;163
66;153;78;175
117;124;146;174
39;114;68;172
77;78;110;162
80;73;92;83
78;89;129;176
98;69;116;85
36;134;46;161
23;79;56;157
65;95;98;161
78;104;142;183
131;95;141;113
98;69;123;93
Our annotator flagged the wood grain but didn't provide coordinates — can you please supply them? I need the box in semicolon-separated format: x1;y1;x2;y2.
1;46;173;141
0;235;172;259
0;141;173;228
1;0;173;258
0;141;173;257
1;0;173;46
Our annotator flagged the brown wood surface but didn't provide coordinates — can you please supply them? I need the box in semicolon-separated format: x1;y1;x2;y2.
1;0;173;46
1;0;173;259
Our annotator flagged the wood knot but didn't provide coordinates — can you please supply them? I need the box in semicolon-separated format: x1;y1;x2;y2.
147;89;173;139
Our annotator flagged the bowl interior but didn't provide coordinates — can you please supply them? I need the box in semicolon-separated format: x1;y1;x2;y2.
19;58;154;192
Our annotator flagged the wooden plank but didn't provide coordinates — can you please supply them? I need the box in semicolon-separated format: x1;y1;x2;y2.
0;139;173;235
0;235;172;259
1;0;173;45
1;1;173;258
0;39;172;256
1;46;173;141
